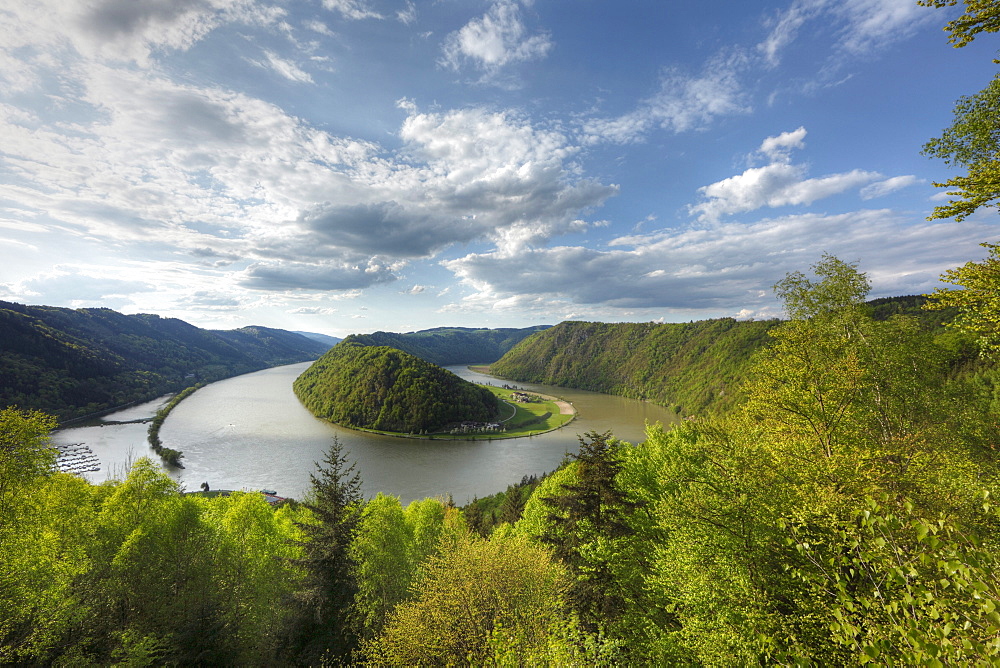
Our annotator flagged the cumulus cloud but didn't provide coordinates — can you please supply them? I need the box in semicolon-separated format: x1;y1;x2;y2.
689;127;883;222
581;54;752;144
443;212;992;313
440;0;552;74
758;126;807;161
1;0;282;67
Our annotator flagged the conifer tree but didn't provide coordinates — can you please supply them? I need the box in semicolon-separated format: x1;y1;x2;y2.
284;436;363;665
541;430;642;631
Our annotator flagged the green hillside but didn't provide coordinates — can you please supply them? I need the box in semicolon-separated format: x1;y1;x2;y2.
340;325;549;366
294;342;500;434
490;296;962;416
0;301;330;421
490;317;780;415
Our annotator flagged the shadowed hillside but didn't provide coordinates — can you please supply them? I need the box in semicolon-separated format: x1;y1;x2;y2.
0;301;330;421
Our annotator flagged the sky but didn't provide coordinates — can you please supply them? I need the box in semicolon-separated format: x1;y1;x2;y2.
0;0;997;337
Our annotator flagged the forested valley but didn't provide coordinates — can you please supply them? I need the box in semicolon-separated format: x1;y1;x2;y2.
0;302;332;421
5;247;1000;665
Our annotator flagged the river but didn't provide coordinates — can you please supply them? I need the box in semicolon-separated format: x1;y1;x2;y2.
52;363;678;505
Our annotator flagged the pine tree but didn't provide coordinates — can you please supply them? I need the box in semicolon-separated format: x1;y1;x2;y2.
541;430;642;631
284;436;363;665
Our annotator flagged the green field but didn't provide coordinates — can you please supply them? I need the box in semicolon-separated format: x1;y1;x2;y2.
474;386;576;439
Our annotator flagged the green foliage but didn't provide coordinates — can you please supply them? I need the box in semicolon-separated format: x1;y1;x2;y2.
295;343;500;433
364;531;568;665
491;317;782;415
918;0;1000;50
341;324;549;366
0;407;57;523
780;495;1000;665
774;254;871;320
464;474;542;535
540;431;644;633
146;383;202;466
284;437;364;664
923;74;1000;221
1;450;304;665
926;241;1000;356
0;301;329;421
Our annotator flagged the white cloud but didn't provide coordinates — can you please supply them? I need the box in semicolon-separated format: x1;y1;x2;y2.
322;0;383;21
758;126;807;162
1;0;282;67
0;55;616;295
759;0;936;67
287;306;338;315
691;164;880;222
689;128;882;222
397;1;417;25
860;175;920;199
440;0;552;74
443;212;992;313
581;54;751;144
258;50;314;83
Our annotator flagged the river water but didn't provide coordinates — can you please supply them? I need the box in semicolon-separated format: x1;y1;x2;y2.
53;363;678;505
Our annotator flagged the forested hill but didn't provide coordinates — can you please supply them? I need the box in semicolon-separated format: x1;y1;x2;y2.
491;317;781;415
490;296;961;416
294;342;499;434
341;325;549;365
0;301;331;421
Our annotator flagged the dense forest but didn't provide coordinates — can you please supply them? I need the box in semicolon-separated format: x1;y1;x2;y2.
490;296;966;415
294;342;500;434
341;325;549;366
0;301;331;421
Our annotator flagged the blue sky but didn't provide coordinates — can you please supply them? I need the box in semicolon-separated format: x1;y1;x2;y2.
0;0;996;337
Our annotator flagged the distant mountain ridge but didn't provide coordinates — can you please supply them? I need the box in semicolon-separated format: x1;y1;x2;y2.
293;331;342;348
341;325;550;366
0;301;330;421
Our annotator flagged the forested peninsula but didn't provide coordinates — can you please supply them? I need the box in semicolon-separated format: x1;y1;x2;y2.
490;295;966;415
294;342;500;434
0;301;331;421
340;324;549;366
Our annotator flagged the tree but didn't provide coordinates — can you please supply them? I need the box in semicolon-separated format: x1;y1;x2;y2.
0;407;57;525
923;74;1000;221
918;0;1000;50
350;493;412;637
365;531;567;665
920;0;1000;221
926;242;1000;355
774;254;871;321
541;430;643;632
284;436;363;665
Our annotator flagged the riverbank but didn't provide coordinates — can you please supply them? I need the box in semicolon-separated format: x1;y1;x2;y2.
314;384;577;441
148;384;204;467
